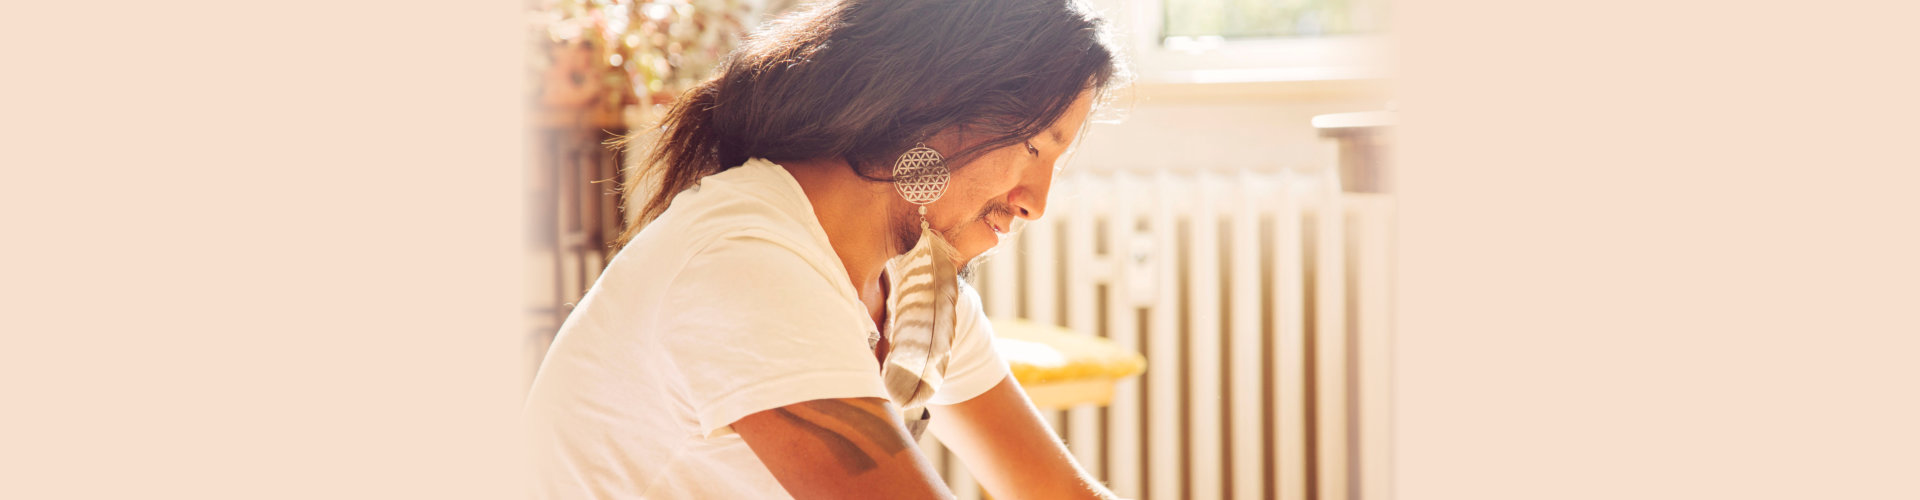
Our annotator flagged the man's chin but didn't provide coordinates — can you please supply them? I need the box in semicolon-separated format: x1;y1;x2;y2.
953;244;1002;282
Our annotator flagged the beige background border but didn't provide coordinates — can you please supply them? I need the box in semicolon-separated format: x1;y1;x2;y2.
1393;0;1920;498
4;1;527;498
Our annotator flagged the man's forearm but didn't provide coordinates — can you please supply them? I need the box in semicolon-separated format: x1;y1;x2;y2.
930;376;1123;500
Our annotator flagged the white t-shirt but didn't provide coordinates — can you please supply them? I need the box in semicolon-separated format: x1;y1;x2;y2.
525;158;1008;499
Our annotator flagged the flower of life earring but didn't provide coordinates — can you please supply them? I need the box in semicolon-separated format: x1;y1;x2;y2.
892;143;951;222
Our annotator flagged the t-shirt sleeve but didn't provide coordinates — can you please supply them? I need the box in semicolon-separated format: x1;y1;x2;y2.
657;233;889;438
928;280;1010;406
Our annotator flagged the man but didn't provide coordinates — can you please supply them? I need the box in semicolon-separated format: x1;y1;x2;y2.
524;0;1125;497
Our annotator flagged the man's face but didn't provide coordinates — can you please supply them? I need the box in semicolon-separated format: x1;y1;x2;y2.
893;90;1097;269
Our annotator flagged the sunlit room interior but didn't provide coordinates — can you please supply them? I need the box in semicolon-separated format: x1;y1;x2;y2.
524;0;1396;498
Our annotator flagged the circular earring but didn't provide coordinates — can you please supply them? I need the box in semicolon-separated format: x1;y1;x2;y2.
892;143;950;207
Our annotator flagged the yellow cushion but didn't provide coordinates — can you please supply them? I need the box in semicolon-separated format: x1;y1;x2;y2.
991;318;1147;384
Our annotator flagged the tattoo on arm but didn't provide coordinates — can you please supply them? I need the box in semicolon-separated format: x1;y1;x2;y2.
770;399;913;475
771;408;875;473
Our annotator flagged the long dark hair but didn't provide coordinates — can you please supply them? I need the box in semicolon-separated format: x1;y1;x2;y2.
613;0;1124;247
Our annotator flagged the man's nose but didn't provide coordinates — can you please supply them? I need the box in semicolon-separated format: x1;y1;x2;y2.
1008;166;1054;220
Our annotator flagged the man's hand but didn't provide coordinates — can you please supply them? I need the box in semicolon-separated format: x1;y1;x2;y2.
930;375;1119;500
734;397;953;499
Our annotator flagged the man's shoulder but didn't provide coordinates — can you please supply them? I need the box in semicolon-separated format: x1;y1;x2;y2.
638;215;824;272
643;161;820;252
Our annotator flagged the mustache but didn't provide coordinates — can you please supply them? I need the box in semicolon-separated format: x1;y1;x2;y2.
975;202;1017;229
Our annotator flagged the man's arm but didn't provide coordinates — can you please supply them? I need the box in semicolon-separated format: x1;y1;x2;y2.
929;375;1118;500
734;397;953;499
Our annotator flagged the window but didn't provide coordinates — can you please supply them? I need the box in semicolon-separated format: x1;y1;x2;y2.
1162;0;1387;40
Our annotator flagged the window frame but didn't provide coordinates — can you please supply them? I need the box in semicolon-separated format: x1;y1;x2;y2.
1112;0;1393;85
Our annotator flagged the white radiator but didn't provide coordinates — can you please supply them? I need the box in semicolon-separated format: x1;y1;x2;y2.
921;168;1394;500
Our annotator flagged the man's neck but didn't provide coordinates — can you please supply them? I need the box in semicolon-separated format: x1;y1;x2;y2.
779;158;897;323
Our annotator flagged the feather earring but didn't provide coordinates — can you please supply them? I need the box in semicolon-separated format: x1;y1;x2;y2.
882;144;959;438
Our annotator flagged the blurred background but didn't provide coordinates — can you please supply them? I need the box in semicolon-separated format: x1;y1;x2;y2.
12;0;1918;499
524;0;1395;498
